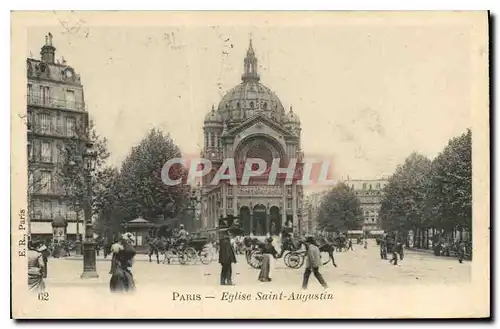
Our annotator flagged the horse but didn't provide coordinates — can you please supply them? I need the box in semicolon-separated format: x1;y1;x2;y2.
296;239;337;267
147;237;170;264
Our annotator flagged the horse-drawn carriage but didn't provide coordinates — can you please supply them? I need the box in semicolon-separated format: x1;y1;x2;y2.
246;237;337;270
148;233;213;265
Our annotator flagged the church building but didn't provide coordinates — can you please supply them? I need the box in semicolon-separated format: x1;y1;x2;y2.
201;40;304;236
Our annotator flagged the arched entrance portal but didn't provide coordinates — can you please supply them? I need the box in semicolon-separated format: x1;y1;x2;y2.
253;204;267;236
239;206;251;235
269;206;281;236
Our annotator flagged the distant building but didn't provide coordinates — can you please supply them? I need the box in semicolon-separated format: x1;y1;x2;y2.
344;178;389;232
27;33;88;242
303;190;329;233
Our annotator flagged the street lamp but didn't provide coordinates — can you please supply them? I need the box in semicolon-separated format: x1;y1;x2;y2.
67;158;83;255
81;141;98;279
188;186;201;231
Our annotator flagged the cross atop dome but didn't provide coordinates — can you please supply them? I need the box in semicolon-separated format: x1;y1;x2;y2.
241;38;260;83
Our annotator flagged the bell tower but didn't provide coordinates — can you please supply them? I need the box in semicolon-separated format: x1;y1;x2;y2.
241;38;260;82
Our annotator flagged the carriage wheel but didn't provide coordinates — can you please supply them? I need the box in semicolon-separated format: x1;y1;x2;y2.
199;248;212;265
286;252;304;269
247;250;263;269
184;247;198;265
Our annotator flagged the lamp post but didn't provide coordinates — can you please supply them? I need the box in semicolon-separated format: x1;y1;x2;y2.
81;141;98;279
188;186;201;232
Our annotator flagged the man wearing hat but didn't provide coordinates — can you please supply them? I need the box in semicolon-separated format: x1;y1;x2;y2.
218;229;236;285
302;235;328;289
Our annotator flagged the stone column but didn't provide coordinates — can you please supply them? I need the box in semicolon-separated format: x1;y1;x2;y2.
233;186;238;215
222;185;227;217
265;206;270;237
281;181;287;226
249;206;254;235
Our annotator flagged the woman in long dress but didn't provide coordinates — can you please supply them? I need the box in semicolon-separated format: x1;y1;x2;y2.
110;234;137;293
258;237;278;282
28;240;46;292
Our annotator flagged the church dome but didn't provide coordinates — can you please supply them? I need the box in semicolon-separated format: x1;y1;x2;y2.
204;106;223;124
285;107;300;124
216;39;286;123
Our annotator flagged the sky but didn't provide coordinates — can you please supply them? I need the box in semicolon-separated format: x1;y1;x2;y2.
26;12;474;188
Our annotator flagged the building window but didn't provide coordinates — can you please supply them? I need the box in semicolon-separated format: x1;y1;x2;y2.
287;199;292;209
376;183;381;189
369;184;372;190
39;113;51;133
33;200;42;220
27;111;33;131
28;172;34;193
65;90;76;109
66;117;76;137
209;133;215;148
53;202;61;217
27;84;33;103
227;186;232;196
363;183;367;190
41;141;52;163
40;86;50;105
67;205;77;221
42;200;52;220
227;197;233;209
40;170;52;193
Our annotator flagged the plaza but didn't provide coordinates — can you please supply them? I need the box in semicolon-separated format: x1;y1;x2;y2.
45;242;470;290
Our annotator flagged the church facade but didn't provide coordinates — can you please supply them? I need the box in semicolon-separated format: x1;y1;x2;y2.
201;40;304;236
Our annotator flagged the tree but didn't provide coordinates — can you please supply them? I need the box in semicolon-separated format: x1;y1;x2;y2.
379;152;432;247
57;117;111;227
317;183;363;232
92;167;123;237
112;128;190;224
428;129;472;236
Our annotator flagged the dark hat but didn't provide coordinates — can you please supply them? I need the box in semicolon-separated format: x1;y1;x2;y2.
266;237;273;243
28;239;43;250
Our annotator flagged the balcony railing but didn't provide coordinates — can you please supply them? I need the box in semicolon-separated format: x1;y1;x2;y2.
28;94;85;111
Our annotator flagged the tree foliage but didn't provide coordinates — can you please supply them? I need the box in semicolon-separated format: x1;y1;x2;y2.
379;152;432;232
379;129;472;237
57;118;110;218
428;129;472;232
93;129;190;234
317;183;363;232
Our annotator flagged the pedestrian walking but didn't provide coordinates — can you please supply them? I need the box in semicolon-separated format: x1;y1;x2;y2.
109;238;123;274
110;233;137;293
28;239;46;292
302;236;328;289
258;237;278;282
457;241;466;264
218;230;236;285
348;239;353;251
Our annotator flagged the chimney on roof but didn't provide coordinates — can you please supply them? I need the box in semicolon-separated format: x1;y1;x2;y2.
40;32;56;64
